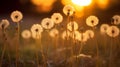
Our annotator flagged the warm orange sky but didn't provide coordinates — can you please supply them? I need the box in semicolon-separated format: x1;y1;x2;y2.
0;0;120;23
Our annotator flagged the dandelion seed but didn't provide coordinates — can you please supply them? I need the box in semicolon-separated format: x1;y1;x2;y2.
51;13;63;24
85;30;94;39
49;28;59;38
86;15;99;27
62;30;71;40
11;10;23;22
63;5;75;16
67;21;78;31
21;30;31;39
106;26;119;37
41;18;54;29
100;24;109;34
0;19;9;30
112;15;120;25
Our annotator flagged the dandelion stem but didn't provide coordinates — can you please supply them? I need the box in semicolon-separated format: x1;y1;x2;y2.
0;42;6;67
7;49;11;67
0;29;8;67
35;48;39;67
16;22;20;67
109;38;113;67
39;37;46;67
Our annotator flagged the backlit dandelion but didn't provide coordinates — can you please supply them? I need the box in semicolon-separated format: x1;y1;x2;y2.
41;18;54;29
31;24;45;67
67;21;78;31
62;30;71;40
21;30;31;39
71;31;80;40
0;19;9;30
107;26;119;37
85;30;94;39
31;24;43;39
51;13;63;24
49;28;59;38
32;32;42;39
63;5;75;16
11;10;23;67
11;10;23;22
31;24;43;34
78;33;88;42
112;15;120;25
86;15;99;27
100;24;109;34
0;19;10;67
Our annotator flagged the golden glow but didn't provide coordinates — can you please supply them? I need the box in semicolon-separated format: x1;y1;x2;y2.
72;0;92;6
31;0;56;12
61;0;71;5
31;0;56;6
97;0;109;9
61;0;85;17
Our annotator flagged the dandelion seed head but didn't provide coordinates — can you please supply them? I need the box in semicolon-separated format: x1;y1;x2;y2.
21;30;31;39
49;28;59;38
11;10;23;22
62;30;71;40
67;21;78;31
0;19;10;30
41;18;54;29
86;15;99;27
100;24;109;34
78;33;88;42
71;31;80;40
112;15;120;25
31;24;43;35
107;26;119;37
63;5;75;16
32;32;41;39
85;30;94;39
51;13;63;24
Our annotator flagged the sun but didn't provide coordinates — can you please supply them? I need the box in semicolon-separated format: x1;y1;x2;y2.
72;0;92;6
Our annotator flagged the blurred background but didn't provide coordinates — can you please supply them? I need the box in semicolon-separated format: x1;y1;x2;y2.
0;0;120;23
0;0;120;67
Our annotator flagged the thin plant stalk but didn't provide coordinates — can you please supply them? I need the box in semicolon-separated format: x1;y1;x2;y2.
78;33;84;55
35;33;46;67
0;29;6;67
109;38;114;67
103;35;107;54
95;39;99;67
65;13;70;57
7;49;11;67
54;35;58;64
16;22;20;67
35;33;40;67
70;31;75;67
92;27;99;67
35;45;39;67
0;29;11;67
39;35;46;67
78;33;86;67
0;42;6;67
